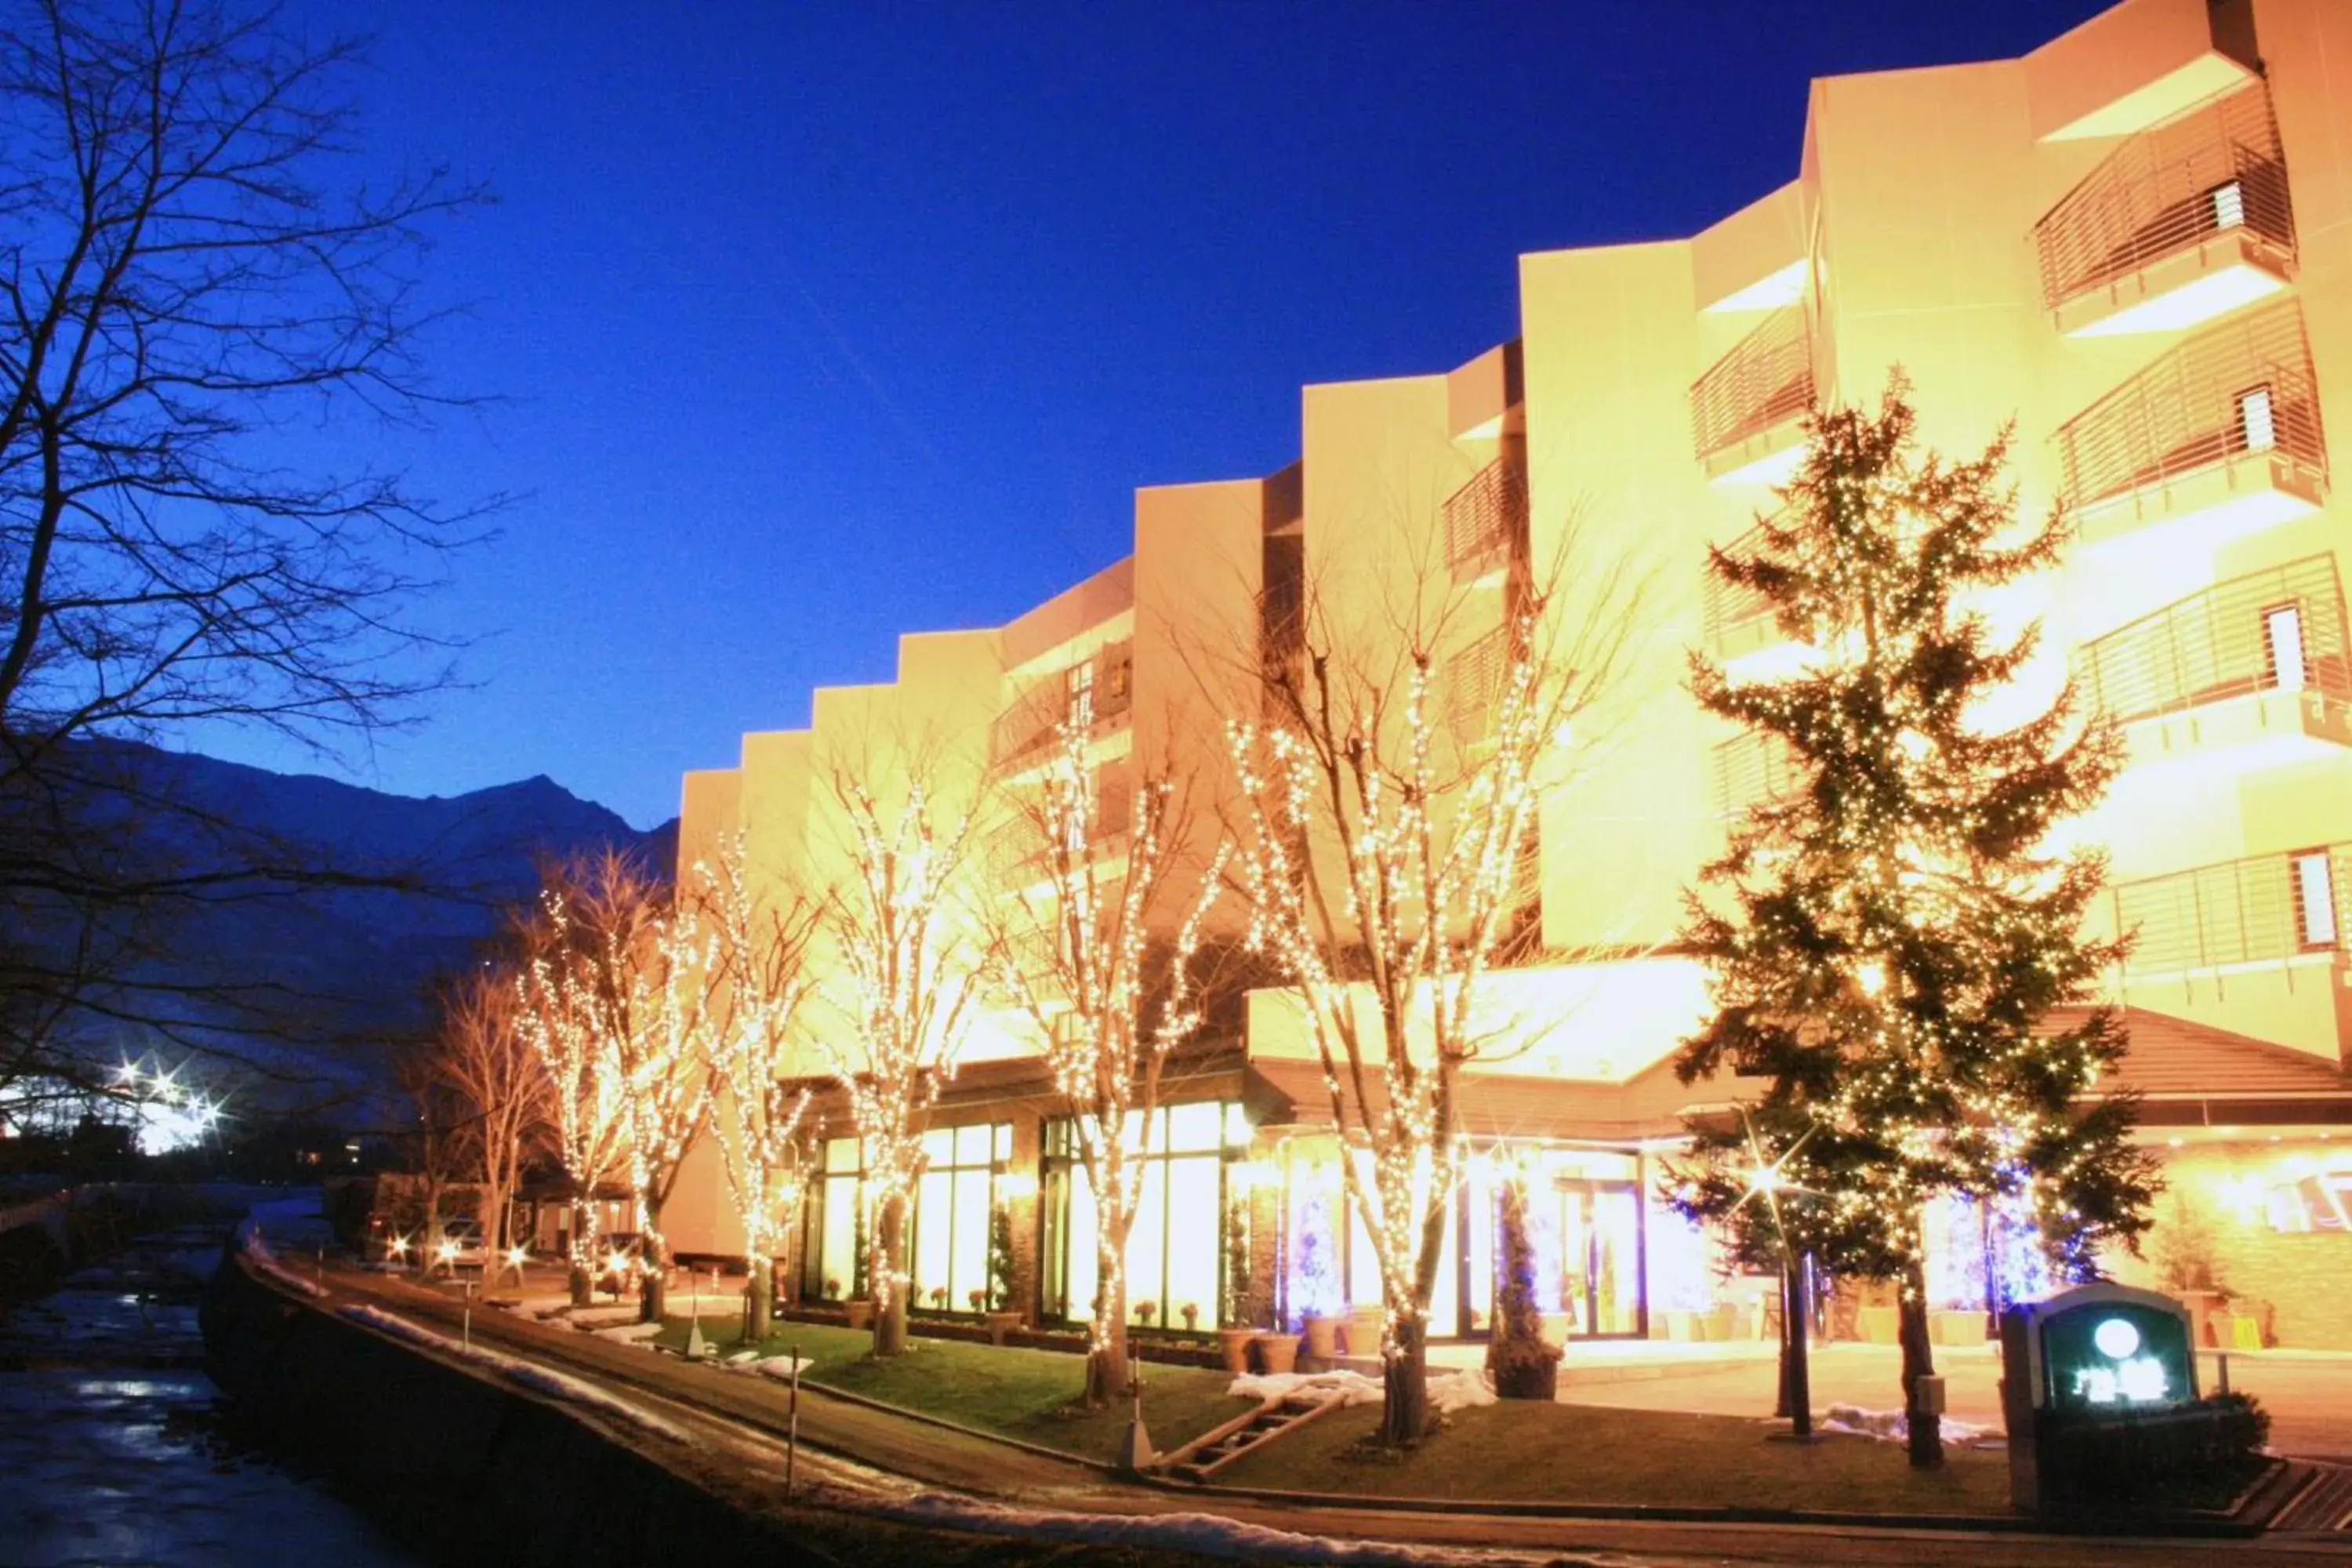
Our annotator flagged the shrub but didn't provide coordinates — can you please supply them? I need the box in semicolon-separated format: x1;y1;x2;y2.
2040;1392;2271;1508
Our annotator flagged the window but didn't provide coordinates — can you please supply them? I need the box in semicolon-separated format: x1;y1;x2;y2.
2238;384;2276;453
804;1137;866;1301
1042;1102;1235;1329
910;1123;1010;1313
1065;661;1095;727
2265;604;2308;693
2269;1170;2352;1232
2292;851;2339;950
2210;180;2247;231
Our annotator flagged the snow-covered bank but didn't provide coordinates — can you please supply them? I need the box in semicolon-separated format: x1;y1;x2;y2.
337;1304;688;1443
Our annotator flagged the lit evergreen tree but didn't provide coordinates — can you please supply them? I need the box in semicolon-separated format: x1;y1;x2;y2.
1672;379;2158;1469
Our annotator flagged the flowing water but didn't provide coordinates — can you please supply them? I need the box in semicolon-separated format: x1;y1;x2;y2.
0;1206;419;1568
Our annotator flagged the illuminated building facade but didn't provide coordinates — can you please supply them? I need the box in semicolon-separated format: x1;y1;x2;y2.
670;0;2352;1350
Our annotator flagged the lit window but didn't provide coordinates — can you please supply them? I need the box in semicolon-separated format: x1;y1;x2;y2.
1065;660;1095;726
2265;604;2307;692
2238;385;2276;452
2210;180;2246;231
2292;850;2338;949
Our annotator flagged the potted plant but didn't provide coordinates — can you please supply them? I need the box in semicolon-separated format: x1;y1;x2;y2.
1135;1300;1156;1329
1180;1301;1199;1333
2156;1195;2233;1347
1252;1328;1299;1374
843;1296;874;1330
967;1287;987;1312
1856;1279;1900;1345
1294;1201;1343;1363
928;1285;949;1312
824;1276;842;1302
844;1203;873;1329
1218;1192;1258;1373
1486;1173;1563;1399
982;1204;1022;1345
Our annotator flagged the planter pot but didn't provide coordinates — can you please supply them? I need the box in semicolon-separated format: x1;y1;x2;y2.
1538;1311;1574;1348
1858;1305;1899;1345
1301;1315;1341;1362
1218;1327;1258;1374
1930;1308;1983;1347
1254;1332;1300;1375
842;1298;874;1332
983;1310;1022;1348
1704;1304;1743;1342
2218;1309;2263;1351
1661;1308;1700;1342
1344;1305;1385;1358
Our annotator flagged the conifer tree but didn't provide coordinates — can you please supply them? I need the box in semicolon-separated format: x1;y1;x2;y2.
1673;379;2158;1469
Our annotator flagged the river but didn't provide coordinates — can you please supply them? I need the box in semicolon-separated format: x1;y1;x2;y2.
0;1198;419;1567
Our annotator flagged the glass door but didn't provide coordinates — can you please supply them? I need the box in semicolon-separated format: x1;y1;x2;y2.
1555;1180;1643;1338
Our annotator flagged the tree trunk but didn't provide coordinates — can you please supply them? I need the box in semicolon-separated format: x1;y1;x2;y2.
1380;1312;1429;1446
1085;1276;1132;1409
873;1189;909;1358
638;1196;666;1323
1898;1260;1942;1469
747;1255;774;1342
419;1178;444;1274
567;1200;593;1306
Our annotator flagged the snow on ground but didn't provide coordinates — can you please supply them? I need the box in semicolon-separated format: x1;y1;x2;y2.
239;1232;327;1299
565;1306;644;1329
1229;1367;1496;1415
1818;1402;1991;1444
750;1355;815;1381
590;1321;665;1345
887;1492;1541;1565
336;1305;689;1444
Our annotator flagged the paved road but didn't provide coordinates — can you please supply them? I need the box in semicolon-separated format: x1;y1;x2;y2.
294;1260;2352;1566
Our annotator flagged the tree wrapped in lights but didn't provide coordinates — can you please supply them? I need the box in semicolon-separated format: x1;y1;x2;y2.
516;850;717;1319
1673;380;2158;1469
1227;563;1624;1446
987;717;1224;1406
694;833;818;1341
515;884;630;1307
822;780;976;1359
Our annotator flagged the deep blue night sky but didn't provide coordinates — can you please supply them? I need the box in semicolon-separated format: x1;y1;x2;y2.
229;1;2118;827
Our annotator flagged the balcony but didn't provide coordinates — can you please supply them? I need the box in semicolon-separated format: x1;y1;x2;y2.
2034;83;2294;338
991;640;1134;771
985;775;1134;896
2113;844;2350;977
1443;456;1528;585
2074;556;2352;769
1690;307;1813;485
1709;732;1799;822
1700;519;1802;672
2056;299;2326;555
1448;623;1509;746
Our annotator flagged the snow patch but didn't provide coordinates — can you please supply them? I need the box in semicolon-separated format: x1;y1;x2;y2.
1818;1403;1991;1445
750;1355;815;1381
1227;1367;1495;1416
590;1321;665;1344
336;1304;688;1443
885;1491;1530;1564
240;1231;326;1298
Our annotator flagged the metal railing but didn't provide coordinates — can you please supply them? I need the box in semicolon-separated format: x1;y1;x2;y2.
1710;733;1800;820
1700;519;1778;644
2033;82;2293;310
985;773;1135;895
2073;555;2352;726
2055;299;2326;514
1443;457;1528;572
1690;306;1813;459
2114;844;2350;974
991;640;1135;766
1448;623;1508;744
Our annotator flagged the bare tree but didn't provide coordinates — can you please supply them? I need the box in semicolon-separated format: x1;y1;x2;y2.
514;877;629;1308
986;717;1222;1406
0;0;492;1099
392;1030;475;1276
428;964;550;1265
822;777;975;1359
1225;550;1634;1445
694;833;817;1342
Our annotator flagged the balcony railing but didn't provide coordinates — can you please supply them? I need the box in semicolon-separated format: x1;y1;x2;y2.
1443;457;1528;576
1701;521;1777;646
1690;306;1813;460
2055;299;2325;515
1710;732;1800;820
2033;82;2293;312
2074;556;2352;726
991;641;1135;768
2114;844;2350;974
985;774;1135;893
1448;623;1509;745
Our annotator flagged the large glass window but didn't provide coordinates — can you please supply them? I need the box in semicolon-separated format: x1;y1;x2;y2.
910;1123;1009;1313
804;1136;865;1301
1043;1102;1235;1330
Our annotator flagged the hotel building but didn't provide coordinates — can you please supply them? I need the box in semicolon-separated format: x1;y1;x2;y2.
667;0;2352;1352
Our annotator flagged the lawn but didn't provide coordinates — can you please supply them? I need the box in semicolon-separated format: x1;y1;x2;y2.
648;1316;1251;1465
1209;1399;2013;1515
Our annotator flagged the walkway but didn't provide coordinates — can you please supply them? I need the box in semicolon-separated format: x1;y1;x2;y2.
290;1258;2352;1566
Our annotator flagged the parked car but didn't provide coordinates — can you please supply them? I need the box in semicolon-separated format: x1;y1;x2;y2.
430;1217;488;1270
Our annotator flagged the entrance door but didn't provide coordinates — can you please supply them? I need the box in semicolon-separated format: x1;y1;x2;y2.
1555;1180;1643;1338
